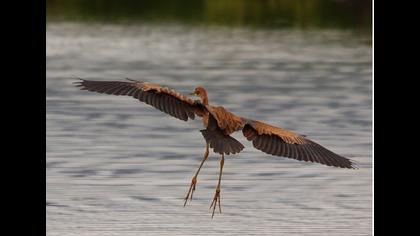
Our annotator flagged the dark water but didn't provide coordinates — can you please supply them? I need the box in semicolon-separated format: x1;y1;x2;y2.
46;23;372;235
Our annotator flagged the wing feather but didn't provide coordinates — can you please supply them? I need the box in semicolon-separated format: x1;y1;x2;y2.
242;120;355;169
74;79;203;122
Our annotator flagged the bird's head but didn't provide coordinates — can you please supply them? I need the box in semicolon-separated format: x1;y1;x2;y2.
190;87;206;96
190;87;209;105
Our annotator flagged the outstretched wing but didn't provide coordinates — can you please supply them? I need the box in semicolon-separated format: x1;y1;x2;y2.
242;119;355;169
74;79;204;121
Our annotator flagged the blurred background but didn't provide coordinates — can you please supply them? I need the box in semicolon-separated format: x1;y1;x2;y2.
47;0;371;32
47;1;372;235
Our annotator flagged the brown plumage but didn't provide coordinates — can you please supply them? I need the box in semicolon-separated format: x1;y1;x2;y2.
74;79;356;218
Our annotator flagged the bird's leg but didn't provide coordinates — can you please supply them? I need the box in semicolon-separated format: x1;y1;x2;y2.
210;153;224;218
184;142;209;206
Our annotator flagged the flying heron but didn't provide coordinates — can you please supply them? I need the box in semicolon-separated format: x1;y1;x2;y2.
74;79;356;218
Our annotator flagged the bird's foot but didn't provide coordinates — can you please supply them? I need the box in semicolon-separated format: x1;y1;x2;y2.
209;187;221;218
183;176;197;206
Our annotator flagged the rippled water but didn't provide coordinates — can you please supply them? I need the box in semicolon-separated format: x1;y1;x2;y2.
46;23;372;236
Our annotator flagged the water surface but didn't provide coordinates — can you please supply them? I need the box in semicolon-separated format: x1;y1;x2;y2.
47;23;372;236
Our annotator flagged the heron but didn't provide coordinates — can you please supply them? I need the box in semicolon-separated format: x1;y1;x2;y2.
74;79;356;218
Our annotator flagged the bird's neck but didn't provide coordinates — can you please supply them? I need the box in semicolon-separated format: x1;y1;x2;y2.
200;91;209;106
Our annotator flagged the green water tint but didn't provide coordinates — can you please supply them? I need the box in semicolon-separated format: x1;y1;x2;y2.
47;0;371;32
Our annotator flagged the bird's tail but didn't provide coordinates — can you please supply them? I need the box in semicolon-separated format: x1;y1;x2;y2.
200;129;244;155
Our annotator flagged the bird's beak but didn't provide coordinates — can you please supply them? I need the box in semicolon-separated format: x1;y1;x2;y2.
190;92;197;96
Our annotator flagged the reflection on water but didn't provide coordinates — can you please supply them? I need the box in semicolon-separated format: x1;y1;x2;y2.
47;23;371;235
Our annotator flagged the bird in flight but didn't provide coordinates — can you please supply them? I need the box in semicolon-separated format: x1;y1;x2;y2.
74;79;356;218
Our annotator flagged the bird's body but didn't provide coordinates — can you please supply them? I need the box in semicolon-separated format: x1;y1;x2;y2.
75;79;355;217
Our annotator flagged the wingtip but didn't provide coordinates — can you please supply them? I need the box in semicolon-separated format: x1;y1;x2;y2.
350;159;360;169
